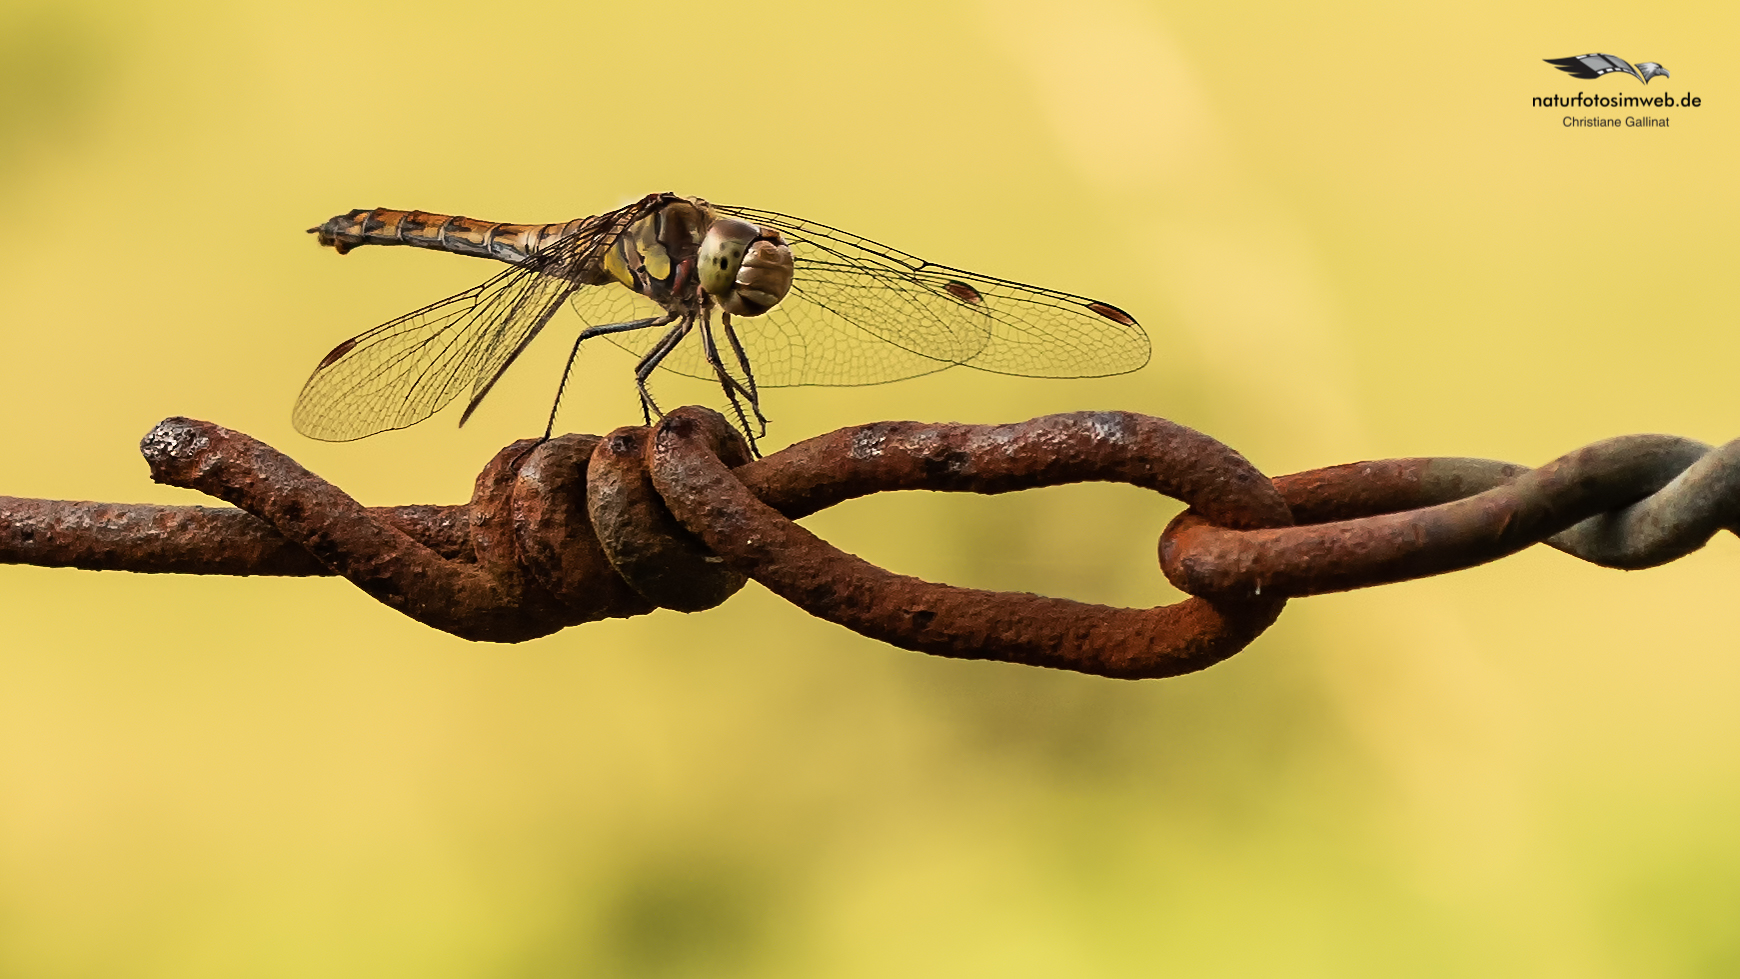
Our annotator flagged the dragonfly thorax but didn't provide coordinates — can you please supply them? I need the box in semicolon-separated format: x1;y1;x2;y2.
698;216;794;317
598;198;792;318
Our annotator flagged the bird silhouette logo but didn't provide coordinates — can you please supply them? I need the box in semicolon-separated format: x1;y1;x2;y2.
1545;53;1670;84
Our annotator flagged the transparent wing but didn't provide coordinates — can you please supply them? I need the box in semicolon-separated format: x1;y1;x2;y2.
603;204;1150;388
292;266;578;440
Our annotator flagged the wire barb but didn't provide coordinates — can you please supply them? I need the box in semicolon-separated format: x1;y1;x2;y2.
3;410;1736;679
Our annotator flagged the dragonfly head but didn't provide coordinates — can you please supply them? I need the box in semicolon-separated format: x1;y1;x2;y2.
699;218;794;317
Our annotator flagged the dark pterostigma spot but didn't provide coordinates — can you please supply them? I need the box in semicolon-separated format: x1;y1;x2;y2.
317;338;358;370
944;280;984;304
1087;301;1137;326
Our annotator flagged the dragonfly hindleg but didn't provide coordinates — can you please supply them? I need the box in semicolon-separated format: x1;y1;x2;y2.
631;313;696;424
459;286;584;430
544;314;675;438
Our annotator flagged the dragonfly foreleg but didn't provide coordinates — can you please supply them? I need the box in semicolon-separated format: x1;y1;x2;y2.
544;314;675;439
719;313;768;438
632;313;695;424
697;311;764;454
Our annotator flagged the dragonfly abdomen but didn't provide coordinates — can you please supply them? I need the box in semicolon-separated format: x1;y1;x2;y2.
308;208;593;265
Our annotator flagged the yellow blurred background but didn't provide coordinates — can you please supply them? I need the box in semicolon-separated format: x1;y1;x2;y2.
2;0;1737;974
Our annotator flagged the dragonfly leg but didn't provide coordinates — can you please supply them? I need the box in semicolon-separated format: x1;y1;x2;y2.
720;313;768;437
632;313;694;424
459;283;582;430
697;310;765;454
543;314;674;439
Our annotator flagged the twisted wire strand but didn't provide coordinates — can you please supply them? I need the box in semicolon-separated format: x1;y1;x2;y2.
2;409;1735;678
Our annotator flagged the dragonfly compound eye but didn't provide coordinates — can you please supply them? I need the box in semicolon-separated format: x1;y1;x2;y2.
701;220;794;317
698;218;759;298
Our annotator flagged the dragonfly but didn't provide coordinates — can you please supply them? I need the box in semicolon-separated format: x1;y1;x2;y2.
294;192;1150;453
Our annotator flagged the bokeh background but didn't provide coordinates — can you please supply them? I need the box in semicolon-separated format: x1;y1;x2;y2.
2;0;1737;975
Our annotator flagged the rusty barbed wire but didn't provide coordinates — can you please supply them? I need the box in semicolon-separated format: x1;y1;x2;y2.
3;408;1736;679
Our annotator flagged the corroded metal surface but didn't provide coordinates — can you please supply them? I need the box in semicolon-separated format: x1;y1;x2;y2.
0;498;470;575
1161;435;1726;598
587;424;749;613
649;408;1288;679
4;410;1736;679
510;434;653;622
138;418;586;642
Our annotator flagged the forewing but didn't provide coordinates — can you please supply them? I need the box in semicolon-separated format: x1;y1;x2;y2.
293;261;578;441
708;204;1150;386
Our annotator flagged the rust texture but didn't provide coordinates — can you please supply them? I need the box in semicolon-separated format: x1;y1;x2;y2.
587;425;751;613
4;410;1736;680
1161;435;1733;598
651;409;1290;679
0;498;470;575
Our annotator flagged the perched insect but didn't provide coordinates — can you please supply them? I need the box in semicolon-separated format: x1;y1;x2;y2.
295;192;1149;452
